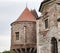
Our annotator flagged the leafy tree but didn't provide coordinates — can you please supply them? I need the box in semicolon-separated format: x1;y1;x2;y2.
2;51;10;53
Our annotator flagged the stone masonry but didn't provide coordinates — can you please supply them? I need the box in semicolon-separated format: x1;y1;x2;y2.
10;7;37;53
37;0;60;53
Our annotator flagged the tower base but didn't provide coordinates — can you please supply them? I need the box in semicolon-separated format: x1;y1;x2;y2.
11;48;37;53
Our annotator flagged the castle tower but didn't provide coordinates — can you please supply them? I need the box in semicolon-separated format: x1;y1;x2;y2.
10;7;37;53
37;0;60;53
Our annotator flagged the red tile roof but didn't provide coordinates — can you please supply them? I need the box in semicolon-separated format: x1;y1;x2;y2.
15;7;36;22
31;9;38;19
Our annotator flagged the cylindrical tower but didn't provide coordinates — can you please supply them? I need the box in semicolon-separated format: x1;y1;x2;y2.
10;7;37;53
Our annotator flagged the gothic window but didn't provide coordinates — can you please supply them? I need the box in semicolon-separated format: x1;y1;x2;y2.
15;32;19;40
51;37;58;53
45;19;48;29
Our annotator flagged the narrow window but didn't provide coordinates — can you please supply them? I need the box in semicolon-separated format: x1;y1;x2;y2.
45;19;48;29
15;32;19;40
24;26;26;35
24;26;27;44
51;37;58;53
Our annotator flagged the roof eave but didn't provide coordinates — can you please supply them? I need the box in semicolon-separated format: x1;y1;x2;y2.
39;0;54;12
11;21;36;26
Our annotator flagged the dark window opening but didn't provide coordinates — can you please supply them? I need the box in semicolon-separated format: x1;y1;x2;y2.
15;32;19;40
57;18;60;22
57;3;60;5
45;19;48;29
51;37;58;53
59;39;60;41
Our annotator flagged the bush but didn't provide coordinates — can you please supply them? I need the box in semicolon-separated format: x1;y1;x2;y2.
2;51;10;53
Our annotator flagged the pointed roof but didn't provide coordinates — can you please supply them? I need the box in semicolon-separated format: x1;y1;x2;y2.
15;7;36;22
31;9;38;19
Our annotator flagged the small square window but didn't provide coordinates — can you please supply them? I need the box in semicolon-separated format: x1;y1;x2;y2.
15;32;19;40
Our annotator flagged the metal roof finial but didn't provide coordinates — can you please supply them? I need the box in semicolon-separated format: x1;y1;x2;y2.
26;3;27;8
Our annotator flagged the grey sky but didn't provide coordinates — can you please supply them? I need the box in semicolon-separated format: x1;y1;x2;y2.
0;0;43;52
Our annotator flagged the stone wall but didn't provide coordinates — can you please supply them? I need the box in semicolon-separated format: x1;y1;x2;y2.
11;21;36;49
37;0;60;53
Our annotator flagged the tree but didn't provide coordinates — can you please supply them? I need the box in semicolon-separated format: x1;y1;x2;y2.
2;51;10;53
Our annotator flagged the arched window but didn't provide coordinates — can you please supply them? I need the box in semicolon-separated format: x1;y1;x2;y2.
51;37;58;53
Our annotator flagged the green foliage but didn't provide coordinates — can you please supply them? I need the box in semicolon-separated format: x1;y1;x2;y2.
2;51;10;53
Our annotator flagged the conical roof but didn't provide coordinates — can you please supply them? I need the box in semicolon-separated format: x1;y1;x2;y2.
15;7;36;22
31;9;38;19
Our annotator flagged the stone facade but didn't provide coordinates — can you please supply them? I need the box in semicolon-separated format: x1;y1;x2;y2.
11;21;36;53
10;8;37;53
10;0;60;53
37;0;60;53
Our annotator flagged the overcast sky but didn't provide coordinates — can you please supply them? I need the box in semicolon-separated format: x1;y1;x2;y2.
0;0;43;52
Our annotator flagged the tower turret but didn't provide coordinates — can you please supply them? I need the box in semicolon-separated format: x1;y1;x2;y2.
11;7;37;53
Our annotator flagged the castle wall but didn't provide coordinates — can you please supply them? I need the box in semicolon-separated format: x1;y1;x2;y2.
11;21;36;49
38;1;60;53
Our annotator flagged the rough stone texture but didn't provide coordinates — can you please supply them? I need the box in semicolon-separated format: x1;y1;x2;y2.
38;0;60;53
11;21;36;48
11;21;36;53
10;7;37;53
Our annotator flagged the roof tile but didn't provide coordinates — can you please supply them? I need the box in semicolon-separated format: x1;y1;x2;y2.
15;7;36;22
